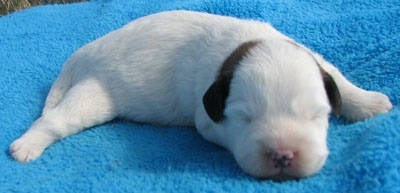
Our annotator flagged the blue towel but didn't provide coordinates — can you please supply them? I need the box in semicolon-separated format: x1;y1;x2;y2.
1;0;399;192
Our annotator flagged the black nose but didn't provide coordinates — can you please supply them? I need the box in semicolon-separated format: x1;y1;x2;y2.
272;151;294;168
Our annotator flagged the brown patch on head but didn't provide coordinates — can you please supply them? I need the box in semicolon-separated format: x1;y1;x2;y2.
203;40;261;122
319;68;342;116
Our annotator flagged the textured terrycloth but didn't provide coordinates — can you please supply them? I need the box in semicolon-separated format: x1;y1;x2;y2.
0;0;399;192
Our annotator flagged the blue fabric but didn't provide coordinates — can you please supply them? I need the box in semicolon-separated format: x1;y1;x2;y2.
1;0;399;192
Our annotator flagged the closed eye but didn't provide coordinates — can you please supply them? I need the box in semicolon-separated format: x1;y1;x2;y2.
225;105;253;124
310;105;331;121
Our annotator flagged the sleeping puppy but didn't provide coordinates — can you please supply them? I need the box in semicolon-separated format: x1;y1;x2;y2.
10;10;392;179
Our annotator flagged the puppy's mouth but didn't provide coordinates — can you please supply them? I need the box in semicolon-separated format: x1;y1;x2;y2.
243;150;321;180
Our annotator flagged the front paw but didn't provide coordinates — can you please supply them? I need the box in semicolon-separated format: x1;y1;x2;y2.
342;91;393;122
10;138;44;162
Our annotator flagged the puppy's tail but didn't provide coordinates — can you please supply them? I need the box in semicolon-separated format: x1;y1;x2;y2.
42;58;75;114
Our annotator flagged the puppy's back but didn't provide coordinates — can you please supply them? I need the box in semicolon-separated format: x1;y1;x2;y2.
50;10;290;126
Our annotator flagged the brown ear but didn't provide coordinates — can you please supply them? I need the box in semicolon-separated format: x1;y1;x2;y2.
203;40;260;123
320;68;342;117
203;81;227;122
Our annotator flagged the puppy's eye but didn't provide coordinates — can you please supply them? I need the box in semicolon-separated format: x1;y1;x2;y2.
310;106;331;121
234;110;253;124
239;113;252;123
311;114;324;121
226;107;252;124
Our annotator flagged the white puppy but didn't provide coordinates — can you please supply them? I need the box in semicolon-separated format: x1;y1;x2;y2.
10;10;392;179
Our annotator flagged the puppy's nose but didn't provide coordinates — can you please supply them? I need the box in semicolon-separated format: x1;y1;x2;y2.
272;150;294;168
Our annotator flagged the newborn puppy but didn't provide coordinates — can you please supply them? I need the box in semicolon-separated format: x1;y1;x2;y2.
10;10;392;179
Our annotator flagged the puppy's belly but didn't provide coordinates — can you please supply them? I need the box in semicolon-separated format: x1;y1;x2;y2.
108;83;196;126
69;51;198;126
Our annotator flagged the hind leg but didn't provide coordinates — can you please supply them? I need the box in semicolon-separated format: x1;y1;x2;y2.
315;55;393;121
10;79;117;162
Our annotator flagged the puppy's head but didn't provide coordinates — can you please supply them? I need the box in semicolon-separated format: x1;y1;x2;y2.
202;39;340;179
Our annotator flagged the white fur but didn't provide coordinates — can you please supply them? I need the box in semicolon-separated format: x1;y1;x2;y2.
10;10;392;179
